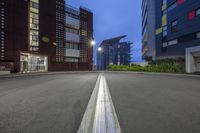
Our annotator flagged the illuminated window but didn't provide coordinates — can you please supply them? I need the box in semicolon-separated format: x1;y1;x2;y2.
29;1;39;52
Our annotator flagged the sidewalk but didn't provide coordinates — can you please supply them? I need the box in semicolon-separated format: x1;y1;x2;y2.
0;71;97;79
106;71;200;78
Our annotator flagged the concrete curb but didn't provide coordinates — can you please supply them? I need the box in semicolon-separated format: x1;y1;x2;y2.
106;71;200;78
0;71;99;79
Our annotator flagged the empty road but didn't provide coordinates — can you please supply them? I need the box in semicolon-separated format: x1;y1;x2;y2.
0;72;200;133
0;72;98;133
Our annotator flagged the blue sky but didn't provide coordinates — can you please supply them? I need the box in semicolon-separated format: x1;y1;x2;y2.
67;0;142;63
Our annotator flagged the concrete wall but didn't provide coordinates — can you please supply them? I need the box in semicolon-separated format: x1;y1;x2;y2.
186;46;200;73
196;58;200;72
0;71;10;75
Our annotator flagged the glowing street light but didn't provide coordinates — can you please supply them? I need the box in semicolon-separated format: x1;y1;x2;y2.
98;47;102;52
91;40;96;46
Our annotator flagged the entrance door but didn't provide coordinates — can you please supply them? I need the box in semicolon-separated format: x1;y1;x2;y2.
20;55;28;73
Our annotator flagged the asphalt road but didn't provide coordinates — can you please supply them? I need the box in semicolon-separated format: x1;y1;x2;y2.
0;72;200;133
0;73;98;133
105;72;200;133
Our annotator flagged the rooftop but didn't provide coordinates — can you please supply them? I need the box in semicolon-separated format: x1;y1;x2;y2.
101;35;127;46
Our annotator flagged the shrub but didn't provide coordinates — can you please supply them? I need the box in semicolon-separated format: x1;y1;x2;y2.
107;61;185;73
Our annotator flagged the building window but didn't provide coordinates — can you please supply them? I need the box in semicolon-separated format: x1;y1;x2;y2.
188;11;195;20
29;0;39;52
163;0;167;4
168;39;178;46
162;9;167;15
171;20;178;33
162;42;168;47
168;2;177;12
197;32;200;39
30;2;39;9
196;8;200;16
163;26;167;37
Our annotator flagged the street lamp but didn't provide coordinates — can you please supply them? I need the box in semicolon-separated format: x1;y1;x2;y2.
91;40;96;46
98;47;102;52
98;47;102;70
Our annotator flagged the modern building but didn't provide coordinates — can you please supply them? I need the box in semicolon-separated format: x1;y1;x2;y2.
97;35;131;70
141;0;156;61
0;0;94;73
65;5;80;63
155;0;200;73
79;7;94;70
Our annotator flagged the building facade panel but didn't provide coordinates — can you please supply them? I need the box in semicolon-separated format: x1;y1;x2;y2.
79;7;93;70
142;0;156;61
66;16;80;28
66;32;80;43
1;0;29;72
155;0;200;60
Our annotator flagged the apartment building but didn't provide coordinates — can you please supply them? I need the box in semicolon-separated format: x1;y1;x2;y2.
155;0;200;72
0;0;93;72
97;35;131;70
141;0;156;61
79;7;94;70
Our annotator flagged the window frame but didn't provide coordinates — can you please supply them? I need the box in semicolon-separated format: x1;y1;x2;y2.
171;20;178;33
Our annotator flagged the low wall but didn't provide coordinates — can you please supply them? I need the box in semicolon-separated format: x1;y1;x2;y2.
0;71;10;75
49;62;92;71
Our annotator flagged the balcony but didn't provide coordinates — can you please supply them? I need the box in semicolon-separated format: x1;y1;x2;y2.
66;16;80;29
66;32;80;43
65;49;80;58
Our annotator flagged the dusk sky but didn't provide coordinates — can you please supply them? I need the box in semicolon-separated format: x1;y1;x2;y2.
68;0;142;63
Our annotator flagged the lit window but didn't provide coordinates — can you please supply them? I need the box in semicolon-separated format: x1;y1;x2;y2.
197;32;200;39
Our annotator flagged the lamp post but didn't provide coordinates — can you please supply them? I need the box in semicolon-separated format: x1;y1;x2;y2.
91;40;96;46
90;40;96;70
98;47;102;70
98;47;102;52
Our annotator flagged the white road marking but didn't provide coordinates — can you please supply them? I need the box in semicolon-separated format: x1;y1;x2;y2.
78;73;121;133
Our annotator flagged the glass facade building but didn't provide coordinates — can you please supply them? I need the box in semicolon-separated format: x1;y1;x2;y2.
141;0;156;61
